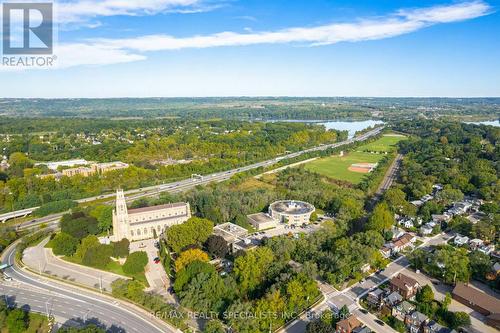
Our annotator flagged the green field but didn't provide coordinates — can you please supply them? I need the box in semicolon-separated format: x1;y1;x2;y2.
304;151;384;184
358;135;405;152
303;134;406;184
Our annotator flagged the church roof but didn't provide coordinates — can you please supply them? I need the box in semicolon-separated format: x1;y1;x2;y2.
128;202;187;215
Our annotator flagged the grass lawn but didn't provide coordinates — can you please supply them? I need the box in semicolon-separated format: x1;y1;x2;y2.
357;134;405;152
106;260;149;287
304;151;384;184
0;312;51;333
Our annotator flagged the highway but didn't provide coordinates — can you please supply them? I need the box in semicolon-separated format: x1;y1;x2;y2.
2;126;384;229
0;242;178;333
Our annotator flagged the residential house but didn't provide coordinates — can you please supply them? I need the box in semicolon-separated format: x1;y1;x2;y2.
431;214;451;224
391;226;406;240
380;246;392;258
384;291;403;308
423;320;457;333
399;217;415;229
420;224;433;236
336;316;362;333
469;239;484;251
390;273;420;300
360;263;371;273
453;235;469;247
366;288;384;308
479;244;495;255
392;300;415;321
405;311;429;333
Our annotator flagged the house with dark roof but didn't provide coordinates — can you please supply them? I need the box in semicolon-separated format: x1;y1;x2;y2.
392;300;415;321
366;288;384;308
423;320;457;333
390;273;420;299
405;311;429;333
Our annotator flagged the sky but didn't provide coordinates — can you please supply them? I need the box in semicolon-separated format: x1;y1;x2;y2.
0;0;499;97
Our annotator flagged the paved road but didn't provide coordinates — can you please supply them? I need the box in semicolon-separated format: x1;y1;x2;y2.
2;126;384;228
22;238;122;292
376;154;402;196
283;233;451;333
1;242;177;333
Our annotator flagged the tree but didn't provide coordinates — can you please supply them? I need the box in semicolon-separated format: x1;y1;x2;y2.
469;251;491;278
338;305;350;320
233;247;274;296
73;235;100;262
178;271;235;314
6;308;28;333
82;244;113;269
89;205;113;232
203;320;225;333
51;232;79;256
305;319;335;333
367;203;394;233
205;235;228;258
166;217;214;253
175;248;209;272
416;285;434;304
123;251;148;274
447;311;471;329
8;152;33;177
174;260;216;293
61;213;99;239
112;238;130;258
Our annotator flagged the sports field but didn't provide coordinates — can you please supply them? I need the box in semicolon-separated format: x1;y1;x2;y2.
358;134;405;152
304;151;384;183
303;134;406;184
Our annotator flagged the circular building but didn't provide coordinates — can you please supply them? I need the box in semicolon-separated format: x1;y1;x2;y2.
268;200;315;225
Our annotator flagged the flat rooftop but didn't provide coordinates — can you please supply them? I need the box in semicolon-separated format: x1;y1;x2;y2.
247;212;275;224
269;200;315;215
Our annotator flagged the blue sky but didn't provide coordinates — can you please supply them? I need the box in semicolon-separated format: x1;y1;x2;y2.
1;0;499;97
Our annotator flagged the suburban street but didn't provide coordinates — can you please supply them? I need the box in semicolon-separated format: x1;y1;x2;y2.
0;242;178;333
283;233;451;333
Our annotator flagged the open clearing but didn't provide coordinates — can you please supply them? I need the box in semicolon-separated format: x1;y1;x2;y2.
303;134;406;184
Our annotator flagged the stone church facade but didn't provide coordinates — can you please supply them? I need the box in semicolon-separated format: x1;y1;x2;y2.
111;190;191;242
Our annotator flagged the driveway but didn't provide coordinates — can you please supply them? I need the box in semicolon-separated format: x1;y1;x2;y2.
398;267;499;333
129;239;174;302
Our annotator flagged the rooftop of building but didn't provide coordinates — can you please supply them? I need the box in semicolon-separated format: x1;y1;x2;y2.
127;202;188;215
391;273;419;290
452;282;500;315
247;212;276;224
269;200;315;215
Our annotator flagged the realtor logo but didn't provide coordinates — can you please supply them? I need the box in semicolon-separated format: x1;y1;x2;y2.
2;2;53;54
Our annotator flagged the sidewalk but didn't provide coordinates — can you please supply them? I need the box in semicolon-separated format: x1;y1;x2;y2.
22;238;123;292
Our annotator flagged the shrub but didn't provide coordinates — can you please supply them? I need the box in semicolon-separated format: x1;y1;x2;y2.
51;232;79;256
123;251;148;274
112;239;130;258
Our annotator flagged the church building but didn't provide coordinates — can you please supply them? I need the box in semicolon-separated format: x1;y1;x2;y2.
111;190;191;242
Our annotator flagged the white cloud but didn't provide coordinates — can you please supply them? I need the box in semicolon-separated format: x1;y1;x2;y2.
83;1;491;52
57;0;214;24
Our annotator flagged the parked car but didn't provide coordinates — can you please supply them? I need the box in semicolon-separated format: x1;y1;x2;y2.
153;257;161;264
